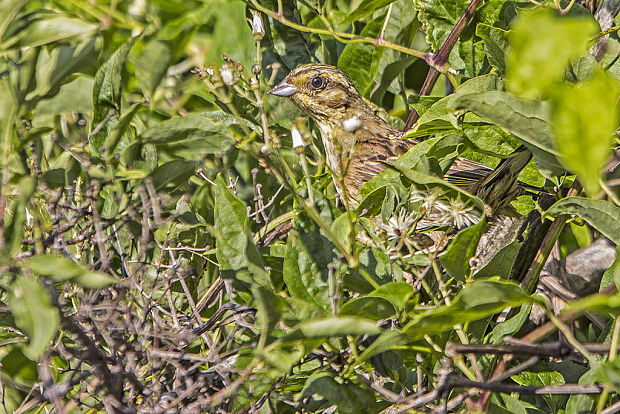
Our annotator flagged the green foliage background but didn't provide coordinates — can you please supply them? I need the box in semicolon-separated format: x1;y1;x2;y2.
1;0;620;412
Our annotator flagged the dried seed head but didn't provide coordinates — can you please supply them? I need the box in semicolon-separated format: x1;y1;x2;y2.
220;64;238;86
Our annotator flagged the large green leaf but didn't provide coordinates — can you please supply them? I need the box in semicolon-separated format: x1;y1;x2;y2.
3;12;97;50
259;0;314;71
140;113;236;157
402;279;537;339
282;316;381;341
506;9;598;98
149;159;196;191
213;174;271;289
549;71;619;195
543;197;620;244
7;275;59;360
283;226;333;310
449;90;564;175
27;37;99;104
25;254;117;288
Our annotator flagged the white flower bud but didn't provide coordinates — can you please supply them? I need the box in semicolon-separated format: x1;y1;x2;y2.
343;116;362;132
250;10;265;40
291;126;305;148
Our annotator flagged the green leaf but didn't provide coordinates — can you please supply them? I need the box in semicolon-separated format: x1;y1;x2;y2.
342;0;395;23
339;296;396;320
331;211;356;252
602;245;620;291
90;36;138;155
25;255;117;288
301;372;384;414
357;329;411;362
0;0;25;42
149;159;196;191
549;71;619;195
543;197;620;244
259;0;314;71
5;12;97;50
283;316;381;341
403;279;536;339
449;90;564;175
253;285;285;348
338;14;384;97
415;0;469;51
3;177;34;259
476;23;508;75
140;113;236;158
282;227;333;310
27;37;99;104
213;174;271;289
41;168;66;188
104;101;141;160
566;369;597;413
512;364;565;386
340;282;414;319
135;39;173;99
506;9;598;98
440;218;487;282
486;303;532;344
7;275;59;360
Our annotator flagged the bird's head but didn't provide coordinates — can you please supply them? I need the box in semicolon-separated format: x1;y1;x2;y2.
268;63;369;124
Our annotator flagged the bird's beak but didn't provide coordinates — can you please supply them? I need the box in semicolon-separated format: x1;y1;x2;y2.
268;80;298;97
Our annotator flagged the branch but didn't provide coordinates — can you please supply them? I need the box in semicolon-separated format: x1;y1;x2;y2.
403;0;484;130
250;1;427;61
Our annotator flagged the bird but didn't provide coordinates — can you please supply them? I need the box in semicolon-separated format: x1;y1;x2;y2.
268;63;532;221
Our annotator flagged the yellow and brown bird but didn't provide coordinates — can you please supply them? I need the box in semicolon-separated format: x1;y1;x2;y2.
269;63;532;216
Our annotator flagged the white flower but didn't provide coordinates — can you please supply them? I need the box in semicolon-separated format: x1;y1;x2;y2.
343;116;362;132
444;197;480;228
291;126;305;148
409;187;479;229
378;208;416;244
220;65;237;86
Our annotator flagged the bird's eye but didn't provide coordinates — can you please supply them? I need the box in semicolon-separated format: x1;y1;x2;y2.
310;76;326;89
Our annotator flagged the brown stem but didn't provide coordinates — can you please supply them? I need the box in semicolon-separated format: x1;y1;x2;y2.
403;0;484;130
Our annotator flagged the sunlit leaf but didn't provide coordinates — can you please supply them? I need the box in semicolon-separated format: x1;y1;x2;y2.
506;9;598;98
543;197;620;244
549;71;619;195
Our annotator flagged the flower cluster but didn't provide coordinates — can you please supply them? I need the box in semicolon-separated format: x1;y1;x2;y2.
409;187;479;229
377;187;481;250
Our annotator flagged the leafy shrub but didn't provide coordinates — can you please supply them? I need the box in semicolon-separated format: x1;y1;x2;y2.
0;0;619;412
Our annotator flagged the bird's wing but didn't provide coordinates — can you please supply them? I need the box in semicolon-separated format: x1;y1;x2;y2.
352;129;413;182
444;157;494;190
